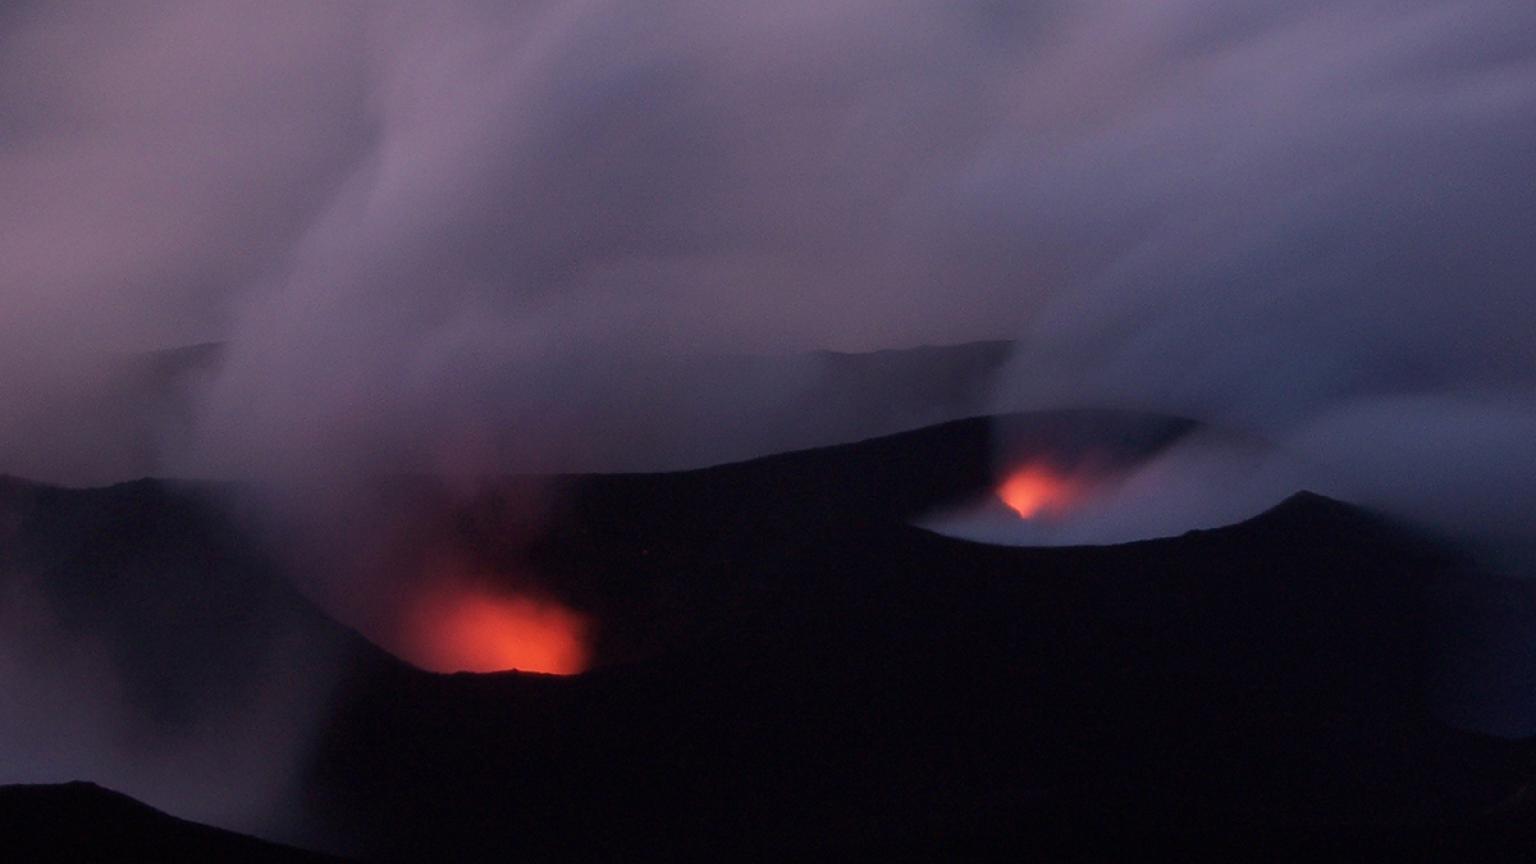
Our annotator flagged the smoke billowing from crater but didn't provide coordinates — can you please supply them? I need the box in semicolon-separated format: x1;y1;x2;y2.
0;0;1527;520
250;472;594;677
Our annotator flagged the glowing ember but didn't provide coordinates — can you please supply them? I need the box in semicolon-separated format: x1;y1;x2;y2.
409;587;592;675
996;463;1087;520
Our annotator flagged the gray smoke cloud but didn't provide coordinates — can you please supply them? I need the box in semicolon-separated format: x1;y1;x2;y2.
983;0;1536;548
0;1;372;485
179;0;1045;482
0;0;1528;499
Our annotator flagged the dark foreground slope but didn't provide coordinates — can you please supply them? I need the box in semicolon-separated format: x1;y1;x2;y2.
0;783;348;863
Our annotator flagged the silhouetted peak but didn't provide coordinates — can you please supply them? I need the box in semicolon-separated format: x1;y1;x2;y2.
1246;490;1386;535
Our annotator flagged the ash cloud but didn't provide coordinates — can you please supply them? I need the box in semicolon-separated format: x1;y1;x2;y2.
983;0;1536;549
0;0;1526;500
0;1;372;485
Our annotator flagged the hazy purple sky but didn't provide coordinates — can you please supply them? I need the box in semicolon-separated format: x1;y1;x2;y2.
1;0;1533;537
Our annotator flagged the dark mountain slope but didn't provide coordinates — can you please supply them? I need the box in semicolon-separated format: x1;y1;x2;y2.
0;782;350;863
4;414;1535;861
303;418;1536;861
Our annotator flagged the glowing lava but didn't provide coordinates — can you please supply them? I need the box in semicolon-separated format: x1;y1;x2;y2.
409;587;592;675
996;463;1087;520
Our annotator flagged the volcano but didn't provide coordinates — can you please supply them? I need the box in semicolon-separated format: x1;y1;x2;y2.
4;409;1536;861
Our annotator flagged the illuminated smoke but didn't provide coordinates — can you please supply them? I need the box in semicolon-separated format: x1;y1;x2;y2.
402;581;591;675
995;462;1094;521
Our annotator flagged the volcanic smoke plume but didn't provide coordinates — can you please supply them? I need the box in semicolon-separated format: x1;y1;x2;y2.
249;473;595;677
0;0;1528;549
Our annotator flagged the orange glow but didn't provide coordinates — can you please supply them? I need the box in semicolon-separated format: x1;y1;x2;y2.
996;463;1088;520
408;586;591;675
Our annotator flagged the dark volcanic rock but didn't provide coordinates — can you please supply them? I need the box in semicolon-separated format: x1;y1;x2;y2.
6;413;1536;862
303;418;1536;861
0;782;349;863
